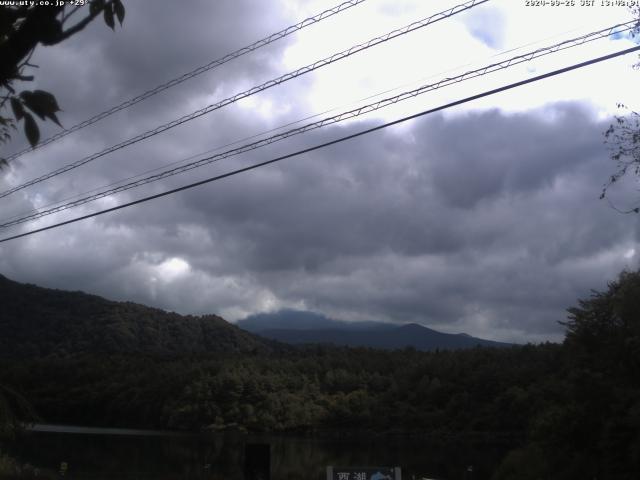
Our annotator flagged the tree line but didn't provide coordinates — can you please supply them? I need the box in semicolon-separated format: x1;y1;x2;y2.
1;270;639;478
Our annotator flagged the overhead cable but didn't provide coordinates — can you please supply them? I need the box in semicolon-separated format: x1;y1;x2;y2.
0;0;488;200
2;0;369;164
1;20;634;229
1;44;639;244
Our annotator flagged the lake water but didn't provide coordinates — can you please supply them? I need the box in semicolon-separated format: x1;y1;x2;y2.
5;426;510;480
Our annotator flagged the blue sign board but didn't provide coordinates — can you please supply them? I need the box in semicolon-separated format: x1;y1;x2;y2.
327;466;401;480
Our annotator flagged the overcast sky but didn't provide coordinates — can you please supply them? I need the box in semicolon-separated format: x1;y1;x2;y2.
1;0;639;342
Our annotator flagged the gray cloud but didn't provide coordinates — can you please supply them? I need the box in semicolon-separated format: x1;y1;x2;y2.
1;2;639;344
461;5;506;49
3;104;638;342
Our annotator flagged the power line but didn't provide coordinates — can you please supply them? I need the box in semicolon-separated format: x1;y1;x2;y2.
0;0;488;200
1;20;633;227
1;20;633;229
0;112;332;225
2;0;369;164
2;44;638;244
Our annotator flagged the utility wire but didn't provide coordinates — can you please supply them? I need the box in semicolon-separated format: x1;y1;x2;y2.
1;20;633;229
3;11;597;221
2;0;369;164
1;20;632;226
0;0;488;200
0;112;332;225
1;44;638;244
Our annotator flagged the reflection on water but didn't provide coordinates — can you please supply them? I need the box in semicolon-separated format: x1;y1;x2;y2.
5;427;509;480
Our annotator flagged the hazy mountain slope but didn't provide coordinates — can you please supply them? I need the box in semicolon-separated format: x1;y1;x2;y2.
237;309;394;332
238;310;513;351
0;274;276;358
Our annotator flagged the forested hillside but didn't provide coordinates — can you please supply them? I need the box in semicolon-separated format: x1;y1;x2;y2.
0;274;276;357
1;271;639;478
253;324;513;350
0;345;558;433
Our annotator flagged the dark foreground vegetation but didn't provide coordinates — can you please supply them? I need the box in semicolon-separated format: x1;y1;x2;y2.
1;270;639;478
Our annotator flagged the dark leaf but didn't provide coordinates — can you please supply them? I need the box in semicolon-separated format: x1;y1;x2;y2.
114;0;125;25
10;97;24;120
20;90;62;126
0;159;7;170
90;0;105;16
47;111;62;127
104;3;115;30
23;112;39;147
39;18;63;46
50;114;63;127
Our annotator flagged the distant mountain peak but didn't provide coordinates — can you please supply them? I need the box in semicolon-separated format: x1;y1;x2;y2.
237;310;514;351
237;309;394;332
398;323;430;331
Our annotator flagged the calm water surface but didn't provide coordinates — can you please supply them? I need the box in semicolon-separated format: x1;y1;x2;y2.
6;426;510;480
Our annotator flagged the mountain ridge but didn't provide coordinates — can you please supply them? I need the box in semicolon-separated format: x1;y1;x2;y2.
237;309;514;350
0;274;276;358
236;309;395;331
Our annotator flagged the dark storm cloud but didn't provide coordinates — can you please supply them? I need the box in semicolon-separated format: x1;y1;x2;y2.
9;103;628;343
3;0;296;187
213;106;635;339
30;0;293;118
422;104;600;208
152;104;619;271
3;103;638;342
2;2;639;343
1;0;300;236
